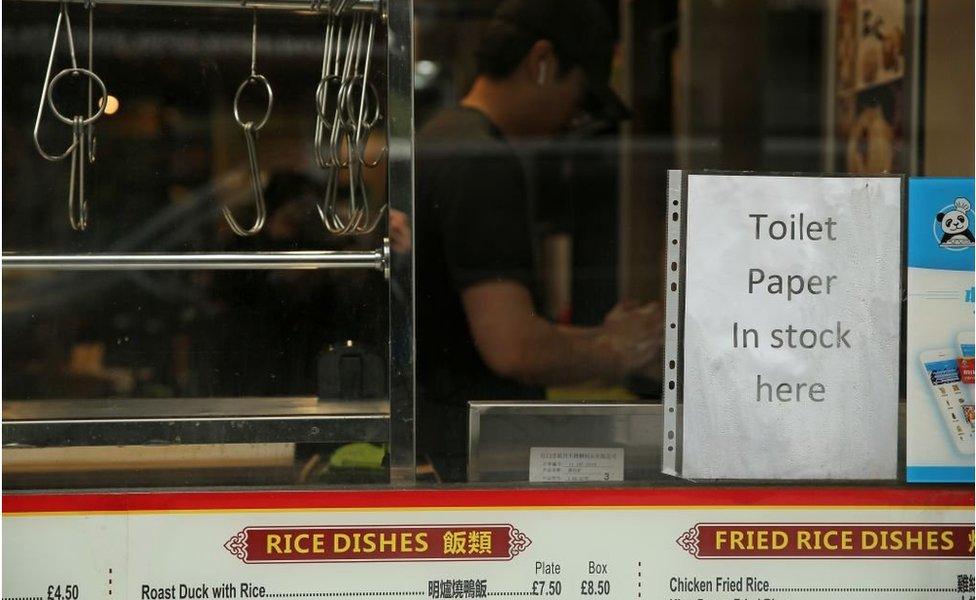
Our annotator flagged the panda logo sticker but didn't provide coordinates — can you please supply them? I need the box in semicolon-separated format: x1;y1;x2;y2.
933;197;975;249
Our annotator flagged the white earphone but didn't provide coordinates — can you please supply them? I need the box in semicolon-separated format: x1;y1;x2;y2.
537;62;548;86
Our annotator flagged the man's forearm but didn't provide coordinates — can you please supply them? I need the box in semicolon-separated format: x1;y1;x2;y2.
461;281;648;388
505;316;622;386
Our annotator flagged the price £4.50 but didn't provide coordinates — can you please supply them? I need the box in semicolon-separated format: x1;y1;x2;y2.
48;585;80;600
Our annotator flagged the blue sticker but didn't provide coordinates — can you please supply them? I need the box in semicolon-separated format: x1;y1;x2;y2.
908;177;976;271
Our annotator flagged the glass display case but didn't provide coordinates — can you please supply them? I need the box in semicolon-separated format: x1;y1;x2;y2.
3;0;416;488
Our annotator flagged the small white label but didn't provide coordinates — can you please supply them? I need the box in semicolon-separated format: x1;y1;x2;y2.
528;447;624;483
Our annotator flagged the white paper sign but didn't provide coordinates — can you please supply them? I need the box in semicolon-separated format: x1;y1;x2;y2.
529;447;624;482
681;175;901;479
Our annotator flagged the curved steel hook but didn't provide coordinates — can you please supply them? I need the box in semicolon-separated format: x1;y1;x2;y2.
312;2;387;236
67;116;88;230
47;65;107;230
318;146;383;236
316;165;349;234
36;3;108;231
222;11;272;237
346;155;386;234
221;122;267;236
313;13;336;167
348;14;387;168
34;3;79;161
340;77;384;168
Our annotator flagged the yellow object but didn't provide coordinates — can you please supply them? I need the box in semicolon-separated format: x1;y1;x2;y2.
329;442;386;469
546;386;637;401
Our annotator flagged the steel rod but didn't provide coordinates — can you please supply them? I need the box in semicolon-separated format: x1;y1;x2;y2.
2;249;387;271
11;0;379;13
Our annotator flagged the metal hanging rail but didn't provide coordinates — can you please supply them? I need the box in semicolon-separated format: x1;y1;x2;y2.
2;245;389;272
14;0;380;13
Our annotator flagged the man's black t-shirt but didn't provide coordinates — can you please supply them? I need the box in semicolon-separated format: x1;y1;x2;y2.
416;106;545;477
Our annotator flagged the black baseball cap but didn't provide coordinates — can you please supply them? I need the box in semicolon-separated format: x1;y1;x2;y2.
492;0;630;123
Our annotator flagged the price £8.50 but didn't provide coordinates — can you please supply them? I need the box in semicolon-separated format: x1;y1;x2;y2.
579;580;610;596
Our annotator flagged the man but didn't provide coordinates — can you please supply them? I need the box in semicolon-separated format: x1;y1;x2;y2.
416;0;662;481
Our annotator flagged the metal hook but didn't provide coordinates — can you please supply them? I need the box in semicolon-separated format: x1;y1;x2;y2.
317;133;384;236
48;68;107;231
315;75;343;167
312;4;387;236
314;9;342;168
323;14;357;168
338;10;364;130
317;133;356;234
342;10;386;230
34;1;80;161
221;122;267;236
222;10;272;236
350;13;386;168
67;116;88;230
317;165;349;234
330;11;384;169
37;2;107;231
346;153;386;234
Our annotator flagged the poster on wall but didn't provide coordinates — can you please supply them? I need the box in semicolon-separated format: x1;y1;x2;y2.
833;0;911;174
906;177;976;483
663;172;902;480
2;488;974;600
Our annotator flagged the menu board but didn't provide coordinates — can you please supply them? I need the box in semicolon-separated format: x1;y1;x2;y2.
2;488;973;600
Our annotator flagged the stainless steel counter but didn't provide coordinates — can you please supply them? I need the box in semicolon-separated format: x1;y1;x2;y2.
468;401;670;483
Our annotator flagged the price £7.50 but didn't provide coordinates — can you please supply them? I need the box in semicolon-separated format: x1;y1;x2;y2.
530;580;561;595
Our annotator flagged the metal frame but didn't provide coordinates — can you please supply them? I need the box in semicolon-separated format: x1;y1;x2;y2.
385;0;415;485
5;417;386;447
2;248;387;272
3;398;389;447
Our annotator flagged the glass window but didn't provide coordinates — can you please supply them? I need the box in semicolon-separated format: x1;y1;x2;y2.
412;0;973;484
3;0;973;489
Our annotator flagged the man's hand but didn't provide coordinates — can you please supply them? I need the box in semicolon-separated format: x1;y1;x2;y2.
600;300;664;380
461;281;665;387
